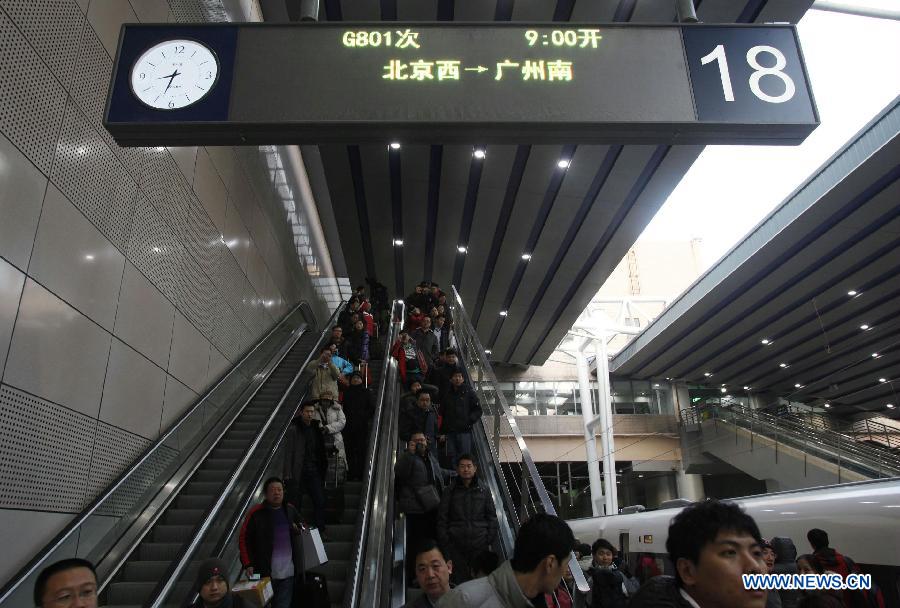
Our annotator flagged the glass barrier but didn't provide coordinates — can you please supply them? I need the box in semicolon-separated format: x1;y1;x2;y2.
681;404;900;480
0;302;314;608
448;286;591;596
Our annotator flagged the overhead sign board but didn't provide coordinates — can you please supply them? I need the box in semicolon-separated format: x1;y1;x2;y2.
104;23;818;146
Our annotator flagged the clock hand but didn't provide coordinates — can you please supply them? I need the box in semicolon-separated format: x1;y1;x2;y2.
158;69;182;94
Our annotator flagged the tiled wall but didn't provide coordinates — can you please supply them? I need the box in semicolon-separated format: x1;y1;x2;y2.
0;0;323;582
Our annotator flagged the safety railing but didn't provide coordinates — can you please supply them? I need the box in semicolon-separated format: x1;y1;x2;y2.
354;300;405;608
0;301;315;608
681;404;900;480
449;286;591;596
149;303;347;608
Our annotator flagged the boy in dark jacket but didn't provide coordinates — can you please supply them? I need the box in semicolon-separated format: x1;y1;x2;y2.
436;455;498;584
238;478;303;608
588;538;628;608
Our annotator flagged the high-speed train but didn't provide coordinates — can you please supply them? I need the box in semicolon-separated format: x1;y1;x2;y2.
567;478;900;601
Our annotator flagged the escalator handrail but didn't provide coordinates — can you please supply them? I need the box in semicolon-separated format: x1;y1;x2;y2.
449;286;591;594
0;299;311;604
354;301;405;608
683;406;900;474
150;302;346;607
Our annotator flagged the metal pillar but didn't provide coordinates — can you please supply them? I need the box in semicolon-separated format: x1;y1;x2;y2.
675;0;699;22
594;337;618;515
576;351;604;516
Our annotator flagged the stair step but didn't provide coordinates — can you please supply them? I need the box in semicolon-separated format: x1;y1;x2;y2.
319;541;353;561
164;509;205;525
201;458;236;471
182;481;224;495
154;524;195;542
121;561;171;582
309;560;349;582
177;494;212;509
194;469;228;483
107;582;157;606
139;542;183;561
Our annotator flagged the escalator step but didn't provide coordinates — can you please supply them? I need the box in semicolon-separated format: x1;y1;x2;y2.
121;560;171;582
317;541;353;561
139;542;183;561
317;524;355;542
201;459;234;471
177;494;212;509
182;481;224;495
153;524;196;542
107;582;157;606
309;560;349;582
163;509;205;525
212;448;244;459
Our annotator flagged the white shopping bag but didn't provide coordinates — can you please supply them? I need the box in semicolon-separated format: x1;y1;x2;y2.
300;526;328;569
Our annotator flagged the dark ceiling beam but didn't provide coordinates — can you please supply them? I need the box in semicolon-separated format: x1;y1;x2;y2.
389;146;404;295
525;145;671;361
451;156;486;288
423;146;442;282
667;240;900;380
347;145;376;282
630;163;900;377
503;145;622;359
471;146;530;327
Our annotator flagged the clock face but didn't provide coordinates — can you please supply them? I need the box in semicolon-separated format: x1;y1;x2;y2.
130;39;219;110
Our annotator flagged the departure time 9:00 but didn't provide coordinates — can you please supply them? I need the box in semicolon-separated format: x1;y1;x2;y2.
525;29;603;48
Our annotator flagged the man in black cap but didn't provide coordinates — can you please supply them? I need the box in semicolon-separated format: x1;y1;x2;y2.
191;558;245;608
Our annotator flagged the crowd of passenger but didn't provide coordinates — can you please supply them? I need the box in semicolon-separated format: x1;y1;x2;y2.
26;281;887;608
30;496;888;608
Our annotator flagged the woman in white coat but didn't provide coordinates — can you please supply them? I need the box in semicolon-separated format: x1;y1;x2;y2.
316;390;347;484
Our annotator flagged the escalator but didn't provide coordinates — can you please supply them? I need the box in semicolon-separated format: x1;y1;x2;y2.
104;333;321;607
0;301;341;608
370;290;589;608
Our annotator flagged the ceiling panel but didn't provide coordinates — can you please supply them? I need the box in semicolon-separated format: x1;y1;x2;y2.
398;0;439;20
318;144;368;282
400;145;431;286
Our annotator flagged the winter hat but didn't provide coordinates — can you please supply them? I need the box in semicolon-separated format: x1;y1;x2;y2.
195;558;229;590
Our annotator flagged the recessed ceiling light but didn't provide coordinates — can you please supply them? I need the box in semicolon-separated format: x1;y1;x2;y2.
779;363;789;368
484;349;492;355
761;339;771;345
720;388;727;393
653;384;660;388
704;372;712;377
795;383;803;388
457;246;467;253
743;386;750;390
521;253;532;260
878;378;887;383
473;149;486;159
860;324;870;330
557;159;570;169
887;404;896;409
84;254;95;261
847;290;858;296
638;474;644;478
393;239;404;246
824;403;831;408
499;310;508;316
872;353;879;358
389;142;401;149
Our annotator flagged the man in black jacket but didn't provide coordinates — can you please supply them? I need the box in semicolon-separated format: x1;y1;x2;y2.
238;478;303;608
399;390;438;446
629;499;767;608
436;455;498;584
440;369;483;467
283;403;328;536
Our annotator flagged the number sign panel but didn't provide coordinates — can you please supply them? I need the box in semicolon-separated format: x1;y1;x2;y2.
104;23;818;146
683;27;816;125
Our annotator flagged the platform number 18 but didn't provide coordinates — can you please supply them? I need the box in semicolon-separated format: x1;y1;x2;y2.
701;44;796;104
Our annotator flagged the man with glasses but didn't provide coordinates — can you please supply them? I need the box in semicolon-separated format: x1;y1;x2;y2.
34;559;98;608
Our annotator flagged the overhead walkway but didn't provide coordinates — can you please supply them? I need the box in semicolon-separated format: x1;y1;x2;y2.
681;404;900;490
0;300;394;608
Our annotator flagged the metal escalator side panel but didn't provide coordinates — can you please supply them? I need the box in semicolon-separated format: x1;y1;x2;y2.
351;301;405;608
0;302;313;608
146;304;349;608
98;331;319;606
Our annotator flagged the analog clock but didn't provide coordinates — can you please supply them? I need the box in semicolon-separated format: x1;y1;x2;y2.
130;39;219;110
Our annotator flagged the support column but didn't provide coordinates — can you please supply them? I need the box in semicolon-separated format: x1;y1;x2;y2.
594;338;618;515
576;351;604;517
676;464;705;501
